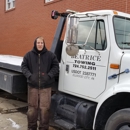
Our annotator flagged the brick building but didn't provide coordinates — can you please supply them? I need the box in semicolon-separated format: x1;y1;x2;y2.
0;0;129;56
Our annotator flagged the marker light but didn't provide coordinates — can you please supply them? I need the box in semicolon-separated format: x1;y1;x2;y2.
113;11;118;15
110;64;120;69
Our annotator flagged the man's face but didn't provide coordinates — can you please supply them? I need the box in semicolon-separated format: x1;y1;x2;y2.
36;38;44;51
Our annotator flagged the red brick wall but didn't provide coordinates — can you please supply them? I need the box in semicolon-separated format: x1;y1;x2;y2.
0;0;129;56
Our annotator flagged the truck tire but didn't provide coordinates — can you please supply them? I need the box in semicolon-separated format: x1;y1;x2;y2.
105;108;130;130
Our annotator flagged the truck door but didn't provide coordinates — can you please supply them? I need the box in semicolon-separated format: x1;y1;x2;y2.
59;15;110;99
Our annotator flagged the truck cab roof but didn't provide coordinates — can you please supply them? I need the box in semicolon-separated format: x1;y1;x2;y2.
71;10;130;18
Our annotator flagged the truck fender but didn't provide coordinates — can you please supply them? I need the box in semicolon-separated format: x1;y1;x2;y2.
113;79;130;94
93;80;130;129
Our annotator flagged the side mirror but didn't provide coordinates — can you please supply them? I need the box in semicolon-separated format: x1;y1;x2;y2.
66;44;79;56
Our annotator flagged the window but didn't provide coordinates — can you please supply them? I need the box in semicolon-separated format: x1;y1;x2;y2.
114;16;130;49
77;20;107;50
45;0;53;3
6;0;15;11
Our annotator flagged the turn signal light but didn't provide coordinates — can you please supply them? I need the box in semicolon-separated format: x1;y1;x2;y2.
110;64;120;69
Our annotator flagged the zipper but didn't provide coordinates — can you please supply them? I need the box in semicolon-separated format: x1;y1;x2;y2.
39;54;40;89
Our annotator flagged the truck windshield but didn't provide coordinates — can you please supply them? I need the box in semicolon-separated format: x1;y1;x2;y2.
77;20;107;50
114;16;130;49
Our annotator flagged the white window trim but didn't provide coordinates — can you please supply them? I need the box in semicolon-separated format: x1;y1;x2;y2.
45;0;54;3
6;0;15;11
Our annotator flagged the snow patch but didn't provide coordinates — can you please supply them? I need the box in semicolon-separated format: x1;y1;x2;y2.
7;118;20;129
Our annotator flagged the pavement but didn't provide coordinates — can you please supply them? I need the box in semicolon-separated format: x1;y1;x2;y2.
0;92;56;130
0;94;27;130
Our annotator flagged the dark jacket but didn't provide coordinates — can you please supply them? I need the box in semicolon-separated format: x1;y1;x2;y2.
21;39;59;89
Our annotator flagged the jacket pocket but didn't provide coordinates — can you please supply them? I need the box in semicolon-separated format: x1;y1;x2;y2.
30;73;39;87
41;73;51;87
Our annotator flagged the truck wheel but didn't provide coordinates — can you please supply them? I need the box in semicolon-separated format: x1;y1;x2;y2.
105;108;130;130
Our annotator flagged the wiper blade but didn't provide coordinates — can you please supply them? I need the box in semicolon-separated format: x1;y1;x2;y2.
122;42;130;45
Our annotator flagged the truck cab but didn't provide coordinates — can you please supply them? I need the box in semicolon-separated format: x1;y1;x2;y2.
51;10;130;130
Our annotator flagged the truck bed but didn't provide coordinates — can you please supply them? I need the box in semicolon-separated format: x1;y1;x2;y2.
0;55;23;72
0;55;27;94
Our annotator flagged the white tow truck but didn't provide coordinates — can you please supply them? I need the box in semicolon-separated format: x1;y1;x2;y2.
1;9;130;130
50;10;130;130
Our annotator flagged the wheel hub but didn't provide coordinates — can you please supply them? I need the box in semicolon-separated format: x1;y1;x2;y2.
118;124;130;130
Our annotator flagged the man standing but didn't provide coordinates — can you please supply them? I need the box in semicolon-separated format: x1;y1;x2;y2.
21;37;59;130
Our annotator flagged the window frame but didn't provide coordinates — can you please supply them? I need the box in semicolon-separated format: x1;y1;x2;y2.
44;0;62;5
113;16;130;49
45;0;54;3
5;0;15;11
77;19;107;51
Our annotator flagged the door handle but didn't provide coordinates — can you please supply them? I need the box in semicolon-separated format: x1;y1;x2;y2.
66;65;69;73
108;68;129;79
